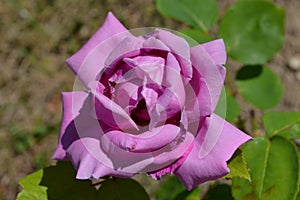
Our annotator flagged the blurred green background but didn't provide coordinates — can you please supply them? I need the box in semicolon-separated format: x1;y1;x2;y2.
0;0;299;199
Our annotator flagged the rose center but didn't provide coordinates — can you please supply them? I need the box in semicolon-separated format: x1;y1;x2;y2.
130;99;150;126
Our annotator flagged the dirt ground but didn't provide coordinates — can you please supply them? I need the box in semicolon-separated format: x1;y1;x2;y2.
0;0;299;199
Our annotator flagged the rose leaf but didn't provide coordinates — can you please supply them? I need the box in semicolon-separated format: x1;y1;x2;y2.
202;184;233;200
156;0;218;32
97;178;150;200
232;136;299;200
236;65;283;110
262;111;300;139
225;149;250;181
219;0;285;64
17;161;98;200
156;175;200;200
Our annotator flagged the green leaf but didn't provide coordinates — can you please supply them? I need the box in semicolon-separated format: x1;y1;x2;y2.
180;28;213;45
225;91;241;123
156;176;200;200
232;136;299;200
18;162;150;200
156;0;218;32
236;65;283;110
219;0;285;64
263;111;300;138
17;161;98;200
203;184;233;200
98;178;149;200
225;149;250;181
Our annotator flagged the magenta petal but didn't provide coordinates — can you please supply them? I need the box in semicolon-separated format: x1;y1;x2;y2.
148;140;194;180
148;53;186;128
91;88;139;130
52;91;89;160
185;66;212;119
67;139;135;179
105;36;145;68
163;53;185;105
201;39;226;65
123;56;165;85
66;12;130;86
175;114;251;190
190;44;226;115
147;131;194;172
104;124;181;153
113;81;140;113
142;37;170;51
156;29;192;80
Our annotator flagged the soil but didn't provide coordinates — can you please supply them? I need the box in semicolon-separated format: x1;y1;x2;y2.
0;0;299;199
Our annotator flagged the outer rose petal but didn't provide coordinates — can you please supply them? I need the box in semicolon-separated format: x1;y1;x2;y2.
66;12;130;86
190;42;226;116
175;114;251;190
201;39;226;65
52;91;88;160
156;30;192;81
67;138;135;179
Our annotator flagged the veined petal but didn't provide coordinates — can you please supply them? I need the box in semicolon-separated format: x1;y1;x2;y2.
142;36;170;51
185;66;212;119
201;39;226;65
52;91;90;160
104;124;181;153
66;12;131;87
147;140;194;180
91;88;139;131
67;138;135;179
123;56;165;85
157;29;192;81
113;81;140;113
175;114;251;190
146;131;194;172
190;43;226;115
104;36;145;70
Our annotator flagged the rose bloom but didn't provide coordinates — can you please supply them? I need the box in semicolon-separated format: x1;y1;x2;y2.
53;12;251;190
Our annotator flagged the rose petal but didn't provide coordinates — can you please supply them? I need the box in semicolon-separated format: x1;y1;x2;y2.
113;81;140;113
185;66;212;119
147;53;186;129
156;29;192;80
141;84;159;111
104;36;145;70
146;131;194;172
67;138;135;179
149;88;182;129
148;140;194;180
104;124;181;153
201;39;227;65
52;91;90;160
91;88;139;131
175;114;251;190
123;56;165;85
142;37;170;51
163;53;185;106
190;43;226;115
66;12;130;87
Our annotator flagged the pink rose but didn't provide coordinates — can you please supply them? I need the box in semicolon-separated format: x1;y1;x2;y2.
53;12;251;190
